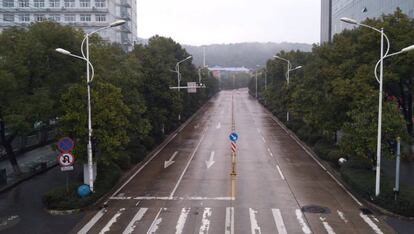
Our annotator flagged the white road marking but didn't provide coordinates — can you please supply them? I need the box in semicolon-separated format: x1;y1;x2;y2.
169;131;207;198
373;217;380;223
249;208;261;234
319;217;336;234
164;151;178;168
99;208;125;234
257;128;261;133
199;208;212;234
77;208;106;234
225;207;234;234
360;213;383;234
272;209;287;234
147;208;164;234
276;165;285;180
109;196;235;201
295;209;311;234
216;122;221;129
326;171;362;206
175;208;190;234
336;210;348;223
122;208;148;234
261;136;266;143
205;151;216;169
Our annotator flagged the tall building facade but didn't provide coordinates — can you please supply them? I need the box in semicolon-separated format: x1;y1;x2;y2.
321;0;414;44
0;0;137;50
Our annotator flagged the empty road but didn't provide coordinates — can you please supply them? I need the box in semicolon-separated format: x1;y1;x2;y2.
72;89;395;234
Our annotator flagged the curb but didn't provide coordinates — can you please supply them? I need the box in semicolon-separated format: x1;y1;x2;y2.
46;208;81;216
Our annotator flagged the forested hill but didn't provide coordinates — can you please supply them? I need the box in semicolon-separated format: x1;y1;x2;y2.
183;42;313;69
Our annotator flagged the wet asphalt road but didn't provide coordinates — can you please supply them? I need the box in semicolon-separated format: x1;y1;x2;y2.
73;89;397;234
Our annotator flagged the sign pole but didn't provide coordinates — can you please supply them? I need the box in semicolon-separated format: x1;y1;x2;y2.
230;92;237;198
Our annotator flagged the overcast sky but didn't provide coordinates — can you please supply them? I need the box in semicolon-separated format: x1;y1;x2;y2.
137;0;321;46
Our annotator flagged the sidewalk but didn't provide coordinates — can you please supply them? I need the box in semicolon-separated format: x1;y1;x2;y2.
0;145;58;192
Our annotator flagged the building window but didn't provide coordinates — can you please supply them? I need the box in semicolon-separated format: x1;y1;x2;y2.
18;0;29;7
95;0;105;8
80;0;90;7
34;0;45;8
64;14;75;22
3;14;14;22
48;14;61;22
64;0;75;8
34;14;46;21
95;14;106;22
80;14;91;21
3;0;14;7
19;13;30;22
49;0;60;8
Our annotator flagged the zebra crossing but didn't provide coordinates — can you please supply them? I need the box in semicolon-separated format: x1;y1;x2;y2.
78;206;385;234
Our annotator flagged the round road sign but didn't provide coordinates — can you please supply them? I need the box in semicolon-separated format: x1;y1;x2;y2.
229;132;238;142
57;152;75;167
57;137;75;152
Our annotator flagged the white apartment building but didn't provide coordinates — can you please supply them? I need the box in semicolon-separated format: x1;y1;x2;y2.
0;0;137;50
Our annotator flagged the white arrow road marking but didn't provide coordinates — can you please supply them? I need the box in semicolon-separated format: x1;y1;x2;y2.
175;208;190;234
249;208;261;234
199;208;212;234
320;217;336;234
272;209;287;234
122;208;148;234
147;208;165;234
295;209;311;234
99;208;125;234
77;208;106;234
164;151;178;168
216;122;221;129
225;207;234;234
359;213;383;234
205;151;216;169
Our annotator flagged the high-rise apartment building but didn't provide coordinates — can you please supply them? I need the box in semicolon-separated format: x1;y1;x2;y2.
321;0;414;44
0;0;137;50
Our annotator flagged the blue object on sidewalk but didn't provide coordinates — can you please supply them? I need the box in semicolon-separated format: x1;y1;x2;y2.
77;184;91;197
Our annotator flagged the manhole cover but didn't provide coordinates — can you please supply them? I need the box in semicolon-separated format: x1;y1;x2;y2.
301;205;331;214
360;208;373;215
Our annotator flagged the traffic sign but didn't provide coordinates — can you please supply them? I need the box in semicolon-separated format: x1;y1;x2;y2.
60;166;74;171
229;132;238;142
57;137;75;152
57;152;75;167
187;82;197;93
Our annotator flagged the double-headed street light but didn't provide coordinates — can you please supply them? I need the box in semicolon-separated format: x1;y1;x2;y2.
56;20;125;192
341;17;414;197
273;55;302;121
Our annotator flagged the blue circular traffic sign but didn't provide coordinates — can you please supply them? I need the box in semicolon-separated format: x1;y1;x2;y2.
229;132;238;142
57;137;75;152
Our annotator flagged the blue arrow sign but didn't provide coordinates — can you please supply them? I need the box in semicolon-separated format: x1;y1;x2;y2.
229;132;238;142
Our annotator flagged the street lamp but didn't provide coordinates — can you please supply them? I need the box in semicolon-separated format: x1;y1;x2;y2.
56;20;125;192
273;55;302;121
341;17;414;196
173;56;192;121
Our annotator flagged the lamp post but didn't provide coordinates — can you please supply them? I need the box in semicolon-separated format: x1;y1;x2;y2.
56;20;125;192
341;17;414;196
174;56;192;121
273;55;302;121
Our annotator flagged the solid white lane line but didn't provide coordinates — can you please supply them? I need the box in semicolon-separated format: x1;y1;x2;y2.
109;196;235;201
205;151;216;169
147;208;164;234
336;210;348;223
122;208;148;234
225;207;234;234
271;209;287;234
77;208;106;234
249;208;262;234
175;208;190;234
319;217;336;234
169;130;207;198
99;208;125;234
199;207;212;234
164;151;178;168
276;165;285;180
359;213;383;234
295;209;311;234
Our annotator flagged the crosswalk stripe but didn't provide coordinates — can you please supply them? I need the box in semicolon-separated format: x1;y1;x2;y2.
99;208;125;234
271;209;287;234
319;217;336;234
175;208;190;234
359;213;383;234
295;209;311;234
225;207;234;234
249;208;261;234
147;208;164;234
77;208;106;234
122;208;148;234
199;207;212;234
